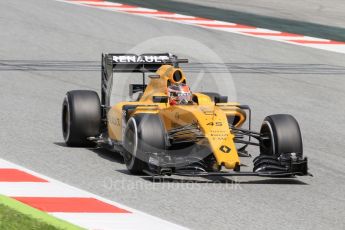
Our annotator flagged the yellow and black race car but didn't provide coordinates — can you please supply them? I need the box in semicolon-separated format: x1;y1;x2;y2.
62;53;309;177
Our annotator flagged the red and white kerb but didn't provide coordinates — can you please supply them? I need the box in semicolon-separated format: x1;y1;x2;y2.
0;159;186;230
56;0;345;54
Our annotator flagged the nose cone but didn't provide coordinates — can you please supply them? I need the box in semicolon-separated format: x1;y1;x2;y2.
208;133;240;169
196;106;240;169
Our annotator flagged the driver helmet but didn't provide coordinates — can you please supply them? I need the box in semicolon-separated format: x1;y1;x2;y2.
167;83;192;105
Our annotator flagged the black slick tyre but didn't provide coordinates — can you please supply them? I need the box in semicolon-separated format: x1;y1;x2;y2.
123;114;166;174
259;114;303;158
62;90;101;146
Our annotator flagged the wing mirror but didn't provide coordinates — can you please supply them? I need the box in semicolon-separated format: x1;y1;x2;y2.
153;96;169;103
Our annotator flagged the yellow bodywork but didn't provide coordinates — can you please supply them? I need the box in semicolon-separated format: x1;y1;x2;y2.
107;65;246;169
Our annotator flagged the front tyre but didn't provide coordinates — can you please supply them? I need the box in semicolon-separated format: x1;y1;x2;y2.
123;114;166;175
255;114;309;175
259;114;303;158
62;90;101;146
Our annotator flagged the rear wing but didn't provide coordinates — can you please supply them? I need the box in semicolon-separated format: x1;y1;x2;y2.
101;53;188;120
104;53;187;72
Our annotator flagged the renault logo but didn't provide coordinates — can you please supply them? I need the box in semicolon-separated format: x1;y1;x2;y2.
219;145;231;153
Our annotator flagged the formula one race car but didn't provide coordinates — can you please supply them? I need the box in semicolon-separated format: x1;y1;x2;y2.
61;53;309;177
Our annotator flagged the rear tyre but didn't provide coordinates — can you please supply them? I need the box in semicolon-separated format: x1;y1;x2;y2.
123;114;166;175
62;90;101;146
259;114;303;158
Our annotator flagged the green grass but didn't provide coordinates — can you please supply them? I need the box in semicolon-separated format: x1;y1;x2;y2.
0;203;61;230
0;195;83;230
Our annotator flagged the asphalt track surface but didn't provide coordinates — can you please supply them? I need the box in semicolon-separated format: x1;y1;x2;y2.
1;0;345;229
111;0;345;42
171;0;345;29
